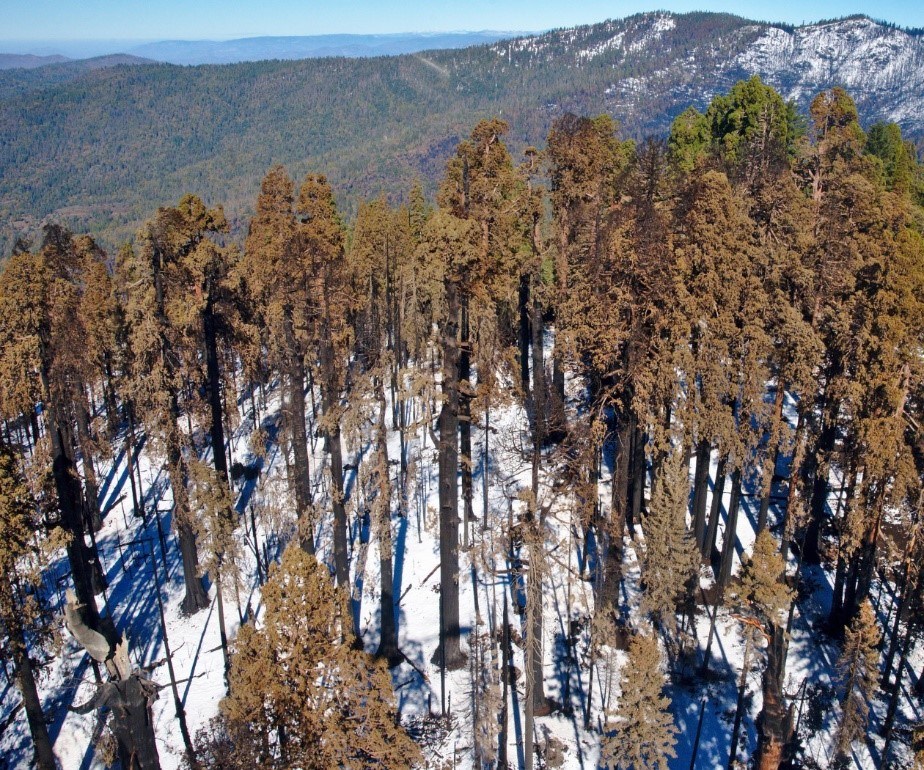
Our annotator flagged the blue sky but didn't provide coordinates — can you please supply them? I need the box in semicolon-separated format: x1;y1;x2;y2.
1;0;921;43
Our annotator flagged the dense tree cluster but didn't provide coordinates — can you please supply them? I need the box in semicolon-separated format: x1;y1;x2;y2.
1;76;923;769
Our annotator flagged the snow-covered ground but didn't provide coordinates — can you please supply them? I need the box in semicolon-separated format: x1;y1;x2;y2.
1;353;921;769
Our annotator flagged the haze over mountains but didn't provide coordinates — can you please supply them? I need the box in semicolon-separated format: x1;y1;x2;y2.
0;54;70;70
126;33;520;65
0;32;521;66
1;11;923;254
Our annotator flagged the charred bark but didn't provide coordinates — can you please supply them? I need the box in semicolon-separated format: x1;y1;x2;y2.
432;277;465;670
756;625;791;770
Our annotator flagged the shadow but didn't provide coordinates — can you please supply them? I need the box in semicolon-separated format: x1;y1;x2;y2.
182;598;217;707
342;442;371;506
97;443;128;509
548;574;587;769
234;417;280;515
44;651;93;747
96;433;147;512
510;659;525;770
392;515;409;631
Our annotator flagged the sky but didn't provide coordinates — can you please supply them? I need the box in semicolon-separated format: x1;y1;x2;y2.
1;0;922;46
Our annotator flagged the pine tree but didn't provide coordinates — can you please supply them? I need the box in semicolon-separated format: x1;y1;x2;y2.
673;168;768;590
417;209;480;671
240;166;316;553
198;545;421;770
438;118;527;548
640;446;698;640
798;87;877;566
833;600;881;762
736;530;796;770
547;112;628;419
295;173;353;593
121;195;229;614
601;630;677;770
0;231;107;631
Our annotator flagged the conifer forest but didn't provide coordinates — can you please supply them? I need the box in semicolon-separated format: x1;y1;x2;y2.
3;76;924;769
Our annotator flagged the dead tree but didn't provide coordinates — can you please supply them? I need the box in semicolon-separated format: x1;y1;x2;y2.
64;591;161;770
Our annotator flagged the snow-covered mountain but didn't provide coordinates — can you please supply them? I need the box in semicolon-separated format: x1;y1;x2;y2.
736;17;924;124
488;12;924;138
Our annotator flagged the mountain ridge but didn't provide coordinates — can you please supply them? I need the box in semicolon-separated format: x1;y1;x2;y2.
1;11;922;256
124;32;523;65
0;53;71;70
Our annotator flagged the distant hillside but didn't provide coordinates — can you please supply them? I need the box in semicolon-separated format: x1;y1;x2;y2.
127;32;521;65
1;12;923;256
0;54;154;99
0;53;70;70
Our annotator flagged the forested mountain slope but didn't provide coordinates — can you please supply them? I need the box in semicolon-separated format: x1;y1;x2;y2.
1;11;923;254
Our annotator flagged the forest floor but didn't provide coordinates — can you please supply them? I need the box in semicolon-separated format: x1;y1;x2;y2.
0;367;921;769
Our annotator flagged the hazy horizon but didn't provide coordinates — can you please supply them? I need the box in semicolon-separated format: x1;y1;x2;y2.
1;0;922;48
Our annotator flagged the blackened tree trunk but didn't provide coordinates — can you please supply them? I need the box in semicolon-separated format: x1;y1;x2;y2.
881;594;918;757
601;410;631;609
691;439;711;551
459;298;474;548
628;422;646;535
51;421;103;630
38;337;104;629
167;432;208;615
74;385;103;532
202;293;229;484
73;675;162;770
882;531;921;687
102;356;120;438
828;464;858;629
530;283;546;496
703;454;727;561
756;625;791;770
717;468;742;591
125;402;144;518
433;278;465;670
780;412;807;563
375;378;401;666
11;624;56;770
318;311;350;595
829;552;848;629
803;394;840;565
66;593;162;770
530;286;546;444
851;488;886;616
282;312;315;555
327;422;349;587
518;275;530;392
756;385;786;534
